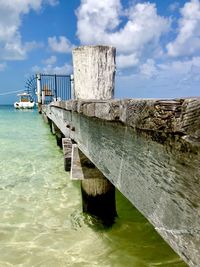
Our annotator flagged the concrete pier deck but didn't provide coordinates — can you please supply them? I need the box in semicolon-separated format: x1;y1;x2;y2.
43;97;200;267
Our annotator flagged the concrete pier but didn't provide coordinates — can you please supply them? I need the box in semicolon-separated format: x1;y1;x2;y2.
43;97;200;266
40;45;200;266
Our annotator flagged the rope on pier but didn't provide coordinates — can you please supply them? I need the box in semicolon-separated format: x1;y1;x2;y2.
0;90;23;96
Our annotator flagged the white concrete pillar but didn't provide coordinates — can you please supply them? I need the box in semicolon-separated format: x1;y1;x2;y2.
36;74;42;113
72;46;116;100
36;74;42;104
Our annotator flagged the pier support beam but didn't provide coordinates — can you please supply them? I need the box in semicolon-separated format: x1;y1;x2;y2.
62;138;72;171
50;121;56;135
70;144;116;225
72;45;116;223
55;133;63;148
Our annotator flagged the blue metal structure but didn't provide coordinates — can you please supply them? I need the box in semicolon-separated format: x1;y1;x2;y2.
40;74;72;104
25;75;37;102
25;74;72;104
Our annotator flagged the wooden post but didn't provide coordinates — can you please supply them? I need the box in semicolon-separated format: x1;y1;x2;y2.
72;45;117;225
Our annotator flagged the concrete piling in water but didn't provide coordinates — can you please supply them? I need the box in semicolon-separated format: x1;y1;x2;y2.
49;120;64;148
81;180;116;226
55;133;63;149
62;138;72;172
70;144;117;225
49;120;56;135
72;45;117;224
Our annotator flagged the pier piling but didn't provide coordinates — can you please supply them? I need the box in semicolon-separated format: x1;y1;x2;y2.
70;144;116;225
62;138;72;171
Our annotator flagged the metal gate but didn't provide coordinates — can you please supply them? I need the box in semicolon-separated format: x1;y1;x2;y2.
40;74;72;104
25;74;72;104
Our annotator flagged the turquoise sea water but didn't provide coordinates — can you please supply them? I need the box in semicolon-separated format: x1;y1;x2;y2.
0;105;187;267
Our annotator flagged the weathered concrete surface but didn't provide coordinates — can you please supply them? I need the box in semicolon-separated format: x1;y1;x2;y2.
72;46;116;100
43;98;200;267
70;144;104;181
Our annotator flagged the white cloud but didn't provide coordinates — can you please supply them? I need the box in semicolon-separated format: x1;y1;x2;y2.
76;0;122;43
115;55;199;98
76;0;170;69
116;57;200;98
42;55;57;65
32;63;72;75
48;36;73;53
167;0;200;57
0;62;7;72
0;0;57;61
140;59;158;78
116;53;139;68
158;57;200;77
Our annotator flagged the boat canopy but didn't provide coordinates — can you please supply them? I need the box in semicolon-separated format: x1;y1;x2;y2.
17;93;33;103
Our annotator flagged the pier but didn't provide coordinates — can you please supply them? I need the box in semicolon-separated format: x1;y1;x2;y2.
40;46;200;267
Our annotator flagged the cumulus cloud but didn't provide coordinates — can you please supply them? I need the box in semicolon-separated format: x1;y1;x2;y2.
159;57;200;76
77;0;122;43
116;56;200;98
0;0;57;60
32;63;72;75
42;55;57;65
140;59;158;78
117;53;139;68
167;0;200;57
48;36;73;53
76;0;170;69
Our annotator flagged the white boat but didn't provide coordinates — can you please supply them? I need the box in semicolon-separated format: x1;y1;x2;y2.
14;93;35;109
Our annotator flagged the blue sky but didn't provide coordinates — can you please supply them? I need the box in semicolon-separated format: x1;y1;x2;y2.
0;0;200;104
